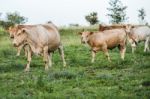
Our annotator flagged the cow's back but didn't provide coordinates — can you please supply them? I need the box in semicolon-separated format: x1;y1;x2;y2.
102;29;126;40
99;24;126;31
132;26;150;41
88;29;126;49
26;24;61;51
133;26;150;36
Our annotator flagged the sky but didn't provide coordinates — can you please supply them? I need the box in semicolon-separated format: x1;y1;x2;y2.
0;0;150;26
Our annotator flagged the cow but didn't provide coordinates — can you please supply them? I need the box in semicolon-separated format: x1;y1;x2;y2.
79;29;127;63
12;23;66;71
8;23;58;56
99;24;126;31
125;24;150;53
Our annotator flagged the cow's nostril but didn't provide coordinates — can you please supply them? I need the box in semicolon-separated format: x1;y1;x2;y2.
10;36;14;39
81;41;85;44
13;43;17;47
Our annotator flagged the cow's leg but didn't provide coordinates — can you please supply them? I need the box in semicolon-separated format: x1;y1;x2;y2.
24;46;32;72
102;46;111;62
58;45;66;67
131;42;136;53
23;46;28;57
104;51;111;62
43;46;49;71
120;47;126;60
48;52;52;67
132;47;135;53
16;44;24;56
91;50;96;63
144;37;149;52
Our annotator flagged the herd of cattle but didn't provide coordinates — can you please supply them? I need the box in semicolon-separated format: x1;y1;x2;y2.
7;23;150;71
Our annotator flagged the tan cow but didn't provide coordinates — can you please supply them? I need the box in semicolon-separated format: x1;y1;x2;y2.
12;23;66;71
79;29;127;62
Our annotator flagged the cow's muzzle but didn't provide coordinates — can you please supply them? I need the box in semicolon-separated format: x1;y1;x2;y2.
81;41;86;44
13;43;18;47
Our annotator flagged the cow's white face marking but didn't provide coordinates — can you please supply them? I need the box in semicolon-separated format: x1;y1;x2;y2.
126;25;132;33
13;29;27;47
80;31;92;44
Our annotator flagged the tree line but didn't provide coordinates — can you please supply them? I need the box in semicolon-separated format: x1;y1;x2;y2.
0;0;147;29
85;0;147;25
0;12;27;29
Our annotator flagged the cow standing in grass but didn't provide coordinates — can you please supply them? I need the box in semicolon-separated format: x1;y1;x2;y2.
126;24;150;53
12;23;66;71
79;29;127;62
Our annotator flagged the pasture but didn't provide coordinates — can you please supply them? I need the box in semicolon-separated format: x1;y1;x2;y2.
0;27;150;99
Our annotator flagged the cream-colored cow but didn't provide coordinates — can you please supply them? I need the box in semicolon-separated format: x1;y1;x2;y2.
12;23;66;71
126;24;150;53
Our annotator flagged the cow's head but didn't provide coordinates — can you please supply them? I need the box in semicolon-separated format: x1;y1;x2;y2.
127;36;136;47
125;24;134;34
12;26;28;47
78;31;94;44
7;26;17;39
125;24;138;46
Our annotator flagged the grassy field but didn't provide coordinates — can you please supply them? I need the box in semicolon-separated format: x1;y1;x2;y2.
0;27;150;99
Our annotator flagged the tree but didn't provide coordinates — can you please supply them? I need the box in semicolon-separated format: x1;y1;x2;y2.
107;0;128;24
6;12;27;25
85;12;99;25
138;8;146;25
0;12;27;29
0;13;12;29
0;20;14;29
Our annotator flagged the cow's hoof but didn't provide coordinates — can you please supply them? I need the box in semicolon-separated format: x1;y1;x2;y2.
109;60;112;62
63;63;67;67
24;68;30;72
91;61;95;63
45;67;49;71
16;54;20;57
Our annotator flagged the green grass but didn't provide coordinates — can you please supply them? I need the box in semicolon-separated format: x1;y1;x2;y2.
0;28;150;99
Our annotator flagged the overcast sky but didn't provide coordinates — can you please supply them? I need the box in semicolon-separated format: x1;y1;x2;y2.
0;0;150;26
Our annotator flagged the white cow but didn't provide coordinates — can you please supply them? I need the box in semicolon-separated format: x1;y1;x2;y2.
126;25;150;53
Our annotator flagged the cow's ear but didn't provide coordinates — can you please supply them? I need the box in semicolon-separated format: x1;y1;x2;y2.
6;27;12;33
89;32;94;35
78;32;82;35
